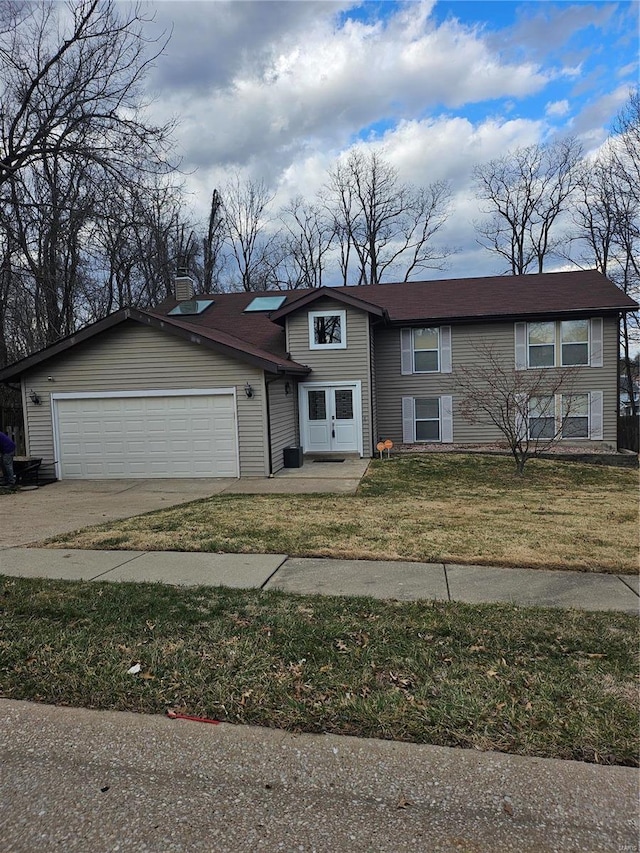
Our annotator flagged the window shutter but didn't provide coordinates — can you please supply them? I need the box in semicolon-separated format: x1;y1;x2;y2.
555;393;563;437
514;323;527;370
401;328;413;375
590;318;603;367
402;397;415;443
441;395;453;443
440;326;452;373
515;393;528;442
589;391;603;439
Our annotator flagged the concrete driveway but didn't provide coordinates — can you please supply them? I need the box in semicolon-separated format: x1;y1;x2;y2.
0;460;371;549
0;479;234;548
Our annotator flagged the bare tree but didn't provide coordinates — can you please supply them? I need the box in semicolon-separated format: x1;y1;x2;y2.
568;91;639;415
0;0;174;186
473;138;583;274
221;175;280;291
276;197;335;289
323;150;453;285
456;343;580;475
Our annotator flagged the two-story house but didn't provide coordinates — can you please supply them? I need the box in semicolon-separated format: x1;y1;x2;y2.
0;270;636;481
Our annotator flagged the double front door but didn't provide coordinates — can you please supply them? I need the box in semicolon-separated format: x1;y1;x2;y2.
301;383;360;453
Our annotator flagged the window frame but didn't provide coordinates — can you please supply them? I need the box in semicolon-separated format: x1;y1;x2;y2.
414;397;441;442
561;393;589;439
308;309;347;350
412;327;440;373
528;395;556;440
527;321;556;369
560;320;589;367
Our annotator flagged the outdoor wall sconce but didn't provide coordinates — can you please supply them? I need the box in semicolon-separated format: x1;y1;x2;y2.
244;382;254;399
284;381;291;395
29;389;42;405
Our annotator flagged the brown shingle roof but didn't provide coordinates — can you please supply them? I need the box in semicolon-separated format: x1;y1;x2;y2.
1;270;635;381
270;270;638;324
152;269;636;360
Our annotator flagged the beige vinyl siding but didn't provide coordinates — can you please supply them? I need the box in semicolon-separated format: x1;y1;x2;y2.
374;317;619;448
268;377;298;474
23;322;268;479
286;297;373;455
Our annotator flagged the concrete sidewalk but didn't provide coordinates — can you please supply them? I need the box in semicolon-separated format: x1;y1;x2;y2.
1;547;637;612
1;699;637;853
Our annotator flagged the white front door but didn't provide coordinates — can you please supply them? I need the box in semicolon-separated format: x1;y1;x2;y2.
301;384;360;454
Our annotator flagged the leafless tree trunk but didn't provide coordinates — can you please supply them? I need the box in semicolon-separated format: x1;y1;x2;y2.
202;189;225;292
323;150;454;285
473;138;582;274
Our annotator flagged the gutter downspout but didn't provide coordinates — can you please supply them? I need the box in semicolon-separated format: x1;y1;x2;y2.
617;313;621;450
264;374;281;476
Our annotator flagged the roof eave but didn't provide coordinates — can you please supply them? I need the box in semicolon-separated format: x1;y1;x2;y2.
385;305;637;326
270;286;386;323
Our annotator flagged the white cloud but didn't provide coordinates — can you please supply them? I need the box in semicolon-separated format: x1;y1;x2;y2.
545;99;570;118
150;0;551;177
141;1;636;279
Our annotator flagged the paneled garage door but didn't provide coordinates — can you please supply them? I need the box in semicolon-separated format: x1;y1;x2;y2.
54;392;238;479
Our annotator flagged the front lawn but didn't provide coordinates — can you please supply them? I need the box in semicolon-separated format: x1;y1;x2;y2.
49;454;639;573
1;575;637;765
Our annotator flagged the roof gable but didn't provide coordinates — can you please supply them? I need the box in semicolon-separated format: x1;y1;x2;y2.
0;307;309;382
269;286;388;323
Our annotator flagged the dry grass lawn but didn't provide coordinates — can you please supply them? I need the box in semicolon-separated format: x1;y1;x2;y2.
49;454;639;573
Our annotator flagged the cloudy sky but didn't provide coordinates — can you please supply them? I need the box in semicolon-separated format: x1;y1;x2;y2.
144;0;639;279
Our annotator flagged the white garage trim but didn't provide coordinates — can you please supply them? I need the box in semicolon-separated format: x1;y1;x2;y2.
51;388;240;480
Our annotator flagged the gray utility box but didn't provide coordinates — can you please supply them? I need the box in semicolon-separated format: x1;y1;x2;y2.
283;446;303;468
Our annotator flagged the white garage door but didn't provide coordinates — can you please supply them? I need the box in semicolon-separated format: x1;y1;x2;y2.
55;392;239;479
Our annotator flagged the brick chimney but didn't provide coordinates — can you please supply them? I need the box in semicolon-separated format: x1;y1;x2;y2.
175;268;195;301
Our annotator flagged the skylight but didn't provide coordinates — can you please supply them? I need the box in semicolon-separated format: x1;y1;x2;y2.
244;295;287;312
168;299;215;316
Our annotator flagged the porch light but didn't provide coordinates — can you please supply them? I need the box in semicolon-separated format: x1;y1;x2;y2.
29;389;42;405
244;382;254;399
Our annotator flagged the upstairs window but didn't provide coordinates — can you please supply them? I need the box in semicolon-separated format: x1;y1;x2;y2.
401;327;452;375
561;320;589;366
516;319;602;370
413;328;440;373
528;322;555;368
309;310;346;350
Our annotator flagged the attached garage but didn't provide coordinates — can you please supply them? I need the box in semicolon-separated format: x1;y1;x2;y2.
52;390;239;479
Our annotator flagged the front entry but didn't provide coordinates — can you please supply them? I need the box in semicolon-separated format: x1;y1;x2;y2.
300;383;361;454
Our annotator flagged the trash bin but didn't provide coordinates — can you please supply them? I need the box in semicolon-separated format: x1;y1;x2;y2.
283;446;303;468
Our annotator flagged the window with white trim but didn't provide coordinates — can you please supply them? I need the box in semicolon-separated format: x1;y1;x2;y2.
528;322;555;368
561;393;589;438
401;326;452;374
517;319;600;370
527;393;596;440
309;310;346;349
402;395;453;443
415;398;441;441
561;320;589;366
528;396;555;439
413;328;439;372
